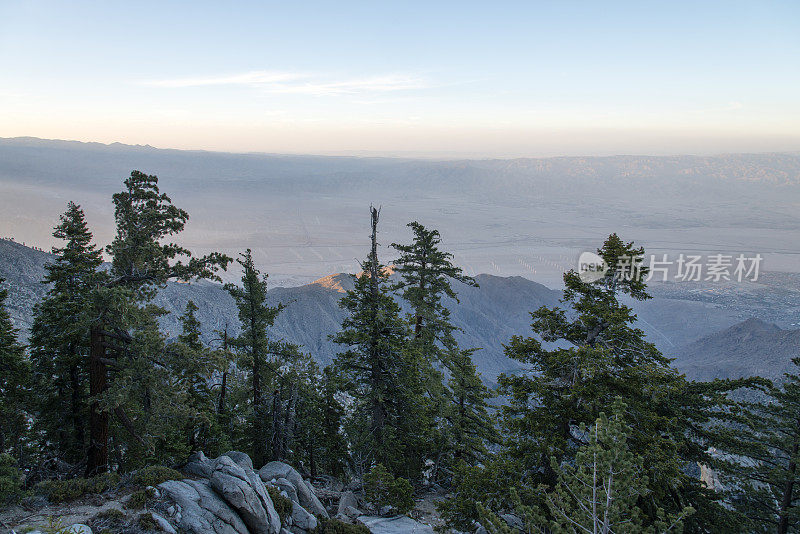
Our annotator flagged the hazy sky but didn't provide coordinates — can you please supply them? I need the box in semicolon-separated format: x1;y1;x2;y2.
1;1;798;157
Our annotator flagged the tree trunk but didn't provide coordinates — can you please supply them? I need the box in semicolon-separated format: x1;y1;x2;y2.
69;363;85;460
368;207;385;445
283;385;297;459
252;352;264;466
217;329;229;415
87;325;109;476
777;431;799;534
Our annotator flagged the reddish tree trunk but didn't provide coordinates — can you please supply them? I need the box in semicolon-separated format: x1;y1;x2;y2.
86;325;108;476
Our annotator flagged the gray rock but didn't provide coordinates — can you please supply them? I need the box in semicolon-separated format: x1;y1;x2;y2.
210;455;281;534
358;516;435;534
222;450;254;471
159;478;249;534
291;501;318;531
151;512;178;534
183;451;215;478
259;461;329;518
501;513;524;532
339;505;363;520
273;477;299;503
337;490;360;516
66;526;92;534
474;526;489;534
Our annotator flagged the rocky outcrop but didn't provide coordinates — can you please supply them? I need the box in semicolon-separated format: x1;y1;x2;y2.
209;455;281;534
258;461;329;518
357;515;435;534
159;478;250;534
157;453;327;534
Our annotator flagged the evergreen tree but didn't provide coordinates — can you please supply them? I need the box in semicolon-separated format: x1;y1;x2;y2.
167;301;228;456
453;234;754;532
479;401;693;534
293;366;348;478
444;347;496;465
391;222;493;481
29;202;104;463
717;357;800;533
87;170;230;474
333;207;423;478
224;249;284;467
391;221;476;354
0;278;29;458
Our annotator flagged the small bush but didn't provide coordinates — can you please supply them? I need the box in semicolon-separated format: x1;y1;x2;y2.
35;472;121;503
91;508;127;533
0;453;22;503
126;488;155;510
95;508;126;520
313;517;371;534
363;464;414;515
267;485;293;524
137;512;157;531
131;465;182;487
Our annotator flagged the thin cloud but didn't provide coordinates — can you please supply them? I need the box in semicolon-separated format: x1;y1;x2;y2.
142;71;429;95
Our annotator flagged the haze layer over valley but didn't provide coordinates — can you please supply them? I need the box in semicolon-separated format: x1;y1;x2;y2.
2;137;798;288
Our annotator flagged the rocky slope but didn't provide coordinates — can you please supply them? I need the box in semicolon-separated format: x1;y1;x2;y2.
673;318;800;381
3;239;797;382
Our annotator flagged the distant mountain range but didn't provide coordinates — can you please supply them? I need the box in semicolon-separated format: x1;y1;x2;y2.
674;318;800;381
3;239;797;383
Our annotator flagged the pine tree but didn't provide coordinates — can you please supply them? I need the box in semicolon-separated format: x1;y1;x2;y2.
29;202;103;463
391;221;476;357
444;347;496;465
391;222;492;481
0;277;29;458
224;249;284;467
167;301;228;456
462;234;753;532
716;357;800;533
87;170;230;474
333;207;424;478
479;401;693;534
293;366;348;478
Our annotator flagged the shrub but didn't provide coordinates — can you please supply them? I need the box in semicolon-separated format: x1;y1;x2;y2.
91;508;127;533
95;508;126;520
363;463;414;515
125;488;155;510
0;453;22;503
137;512;158;530
35;472;121;503
267;485;293;524
313;517;371;534
131;465;182;487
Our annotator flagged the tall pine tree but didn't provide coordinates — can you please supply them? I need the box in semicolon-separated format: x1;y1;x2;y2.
716;357;800;533
0;277;29;458
454;234;755;532
224;249;284;467
87;170;230;474
334;208;424;478
29;202;104;463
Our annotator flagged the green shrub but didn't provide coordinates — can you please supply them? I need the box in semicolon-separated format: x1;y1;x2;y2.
363;463;414;515
267;485;293;524
131;465;183;487
35;472;121;503
95;508;126;520
137;512;157;530
125;488;155;510
313;517;371;534
0;453;22;503
91;507;127;533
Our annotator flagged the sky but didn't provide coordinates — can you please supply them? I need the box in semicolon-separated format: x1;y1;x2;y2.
1;1;799;157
